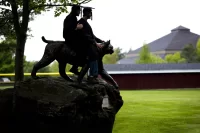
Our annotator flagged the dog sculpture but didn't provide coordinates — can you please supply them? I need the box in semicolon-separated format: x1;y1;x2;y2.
31;36;119;89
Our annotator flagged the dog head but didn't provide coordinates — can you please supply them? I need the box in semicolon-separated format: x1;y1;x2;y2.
102;40;114;55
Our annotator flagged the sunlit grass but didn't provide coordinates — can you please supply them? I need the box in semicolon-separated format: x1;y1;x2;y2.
113;89;200;133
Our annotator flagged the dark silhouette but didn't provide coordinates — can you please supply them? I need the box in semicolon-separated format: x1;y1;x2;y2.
76;7;105;83
31;36;119;89
63;5;82;75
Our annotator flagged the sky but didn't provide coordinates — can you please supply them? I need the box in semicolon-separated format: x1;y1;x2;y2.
24;0;200;61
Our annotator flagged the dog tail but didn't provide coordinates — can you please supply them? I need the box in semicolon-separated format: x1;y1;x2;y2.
41;36;54;43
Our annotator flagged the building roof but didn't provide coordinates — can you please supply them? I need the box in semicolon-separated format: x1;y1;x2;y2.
104;63;200;74
118;25;200;64
128;25;200;54
171;26;190;32
117;57;137;64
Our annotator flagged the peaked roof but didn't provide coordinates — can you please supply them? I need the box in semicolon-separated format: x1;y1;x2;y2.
128;25;200;54
171;26;190;32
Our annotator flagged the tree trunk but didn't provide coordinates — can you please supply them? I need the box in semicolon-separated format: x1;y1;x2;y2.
11;0;30;82
14;34;26;82
12;34;26;112
10;0;30;112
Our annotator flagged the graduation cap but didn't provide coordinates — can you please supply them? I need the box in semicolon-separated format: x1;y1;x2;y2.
68;3;95;19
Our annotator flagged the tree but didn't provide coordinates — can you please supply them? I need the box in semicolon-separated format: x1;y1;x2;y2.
0;0;92;82
136;44;152;64
180;44;198;63
196;38;200;61
136;44;150;64
102;47;125;64
0;6;15;39
165;52;186;63
103;51;118;64
0;5;17;73
0;39;15;73
115;47;125;60
150;54;166;64
136;44;166;64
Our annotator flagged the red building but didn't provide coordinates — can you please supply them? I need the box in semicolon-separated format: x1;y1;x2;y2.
104;63;200;90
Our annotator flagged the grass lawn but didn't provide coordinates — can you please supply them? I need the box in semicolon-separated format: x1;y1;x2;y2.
113;89;200;133
0;86;13;90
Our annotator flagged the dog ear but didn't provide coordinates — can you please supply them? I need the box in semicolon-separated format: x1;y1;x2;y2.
103;41;109;48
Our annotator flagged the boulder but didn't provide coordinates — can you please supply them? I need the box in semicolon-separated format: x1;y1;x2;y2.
0;88;14;132
11;77;123;133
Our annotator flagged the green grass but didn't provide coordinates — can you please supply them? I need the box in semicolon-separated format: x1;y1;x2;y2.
113;89;200;133
0;86;13;89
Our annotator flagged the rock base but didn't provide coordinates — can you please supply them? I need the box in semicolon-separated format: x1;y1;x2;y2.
0;77;123;133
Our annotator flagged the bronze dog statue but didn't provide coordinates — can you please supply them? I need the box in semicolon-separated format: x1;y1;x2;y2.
31;36;119;89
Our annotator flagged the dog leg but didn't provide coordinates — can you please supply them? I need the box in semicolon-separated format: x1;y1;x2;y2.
77;64;89;84
59;63;73;82
99;69;119;89
31;56;54;79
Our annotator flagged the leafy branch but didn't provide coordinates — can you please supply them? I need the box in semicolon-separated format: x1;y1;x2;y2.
78;0;92;4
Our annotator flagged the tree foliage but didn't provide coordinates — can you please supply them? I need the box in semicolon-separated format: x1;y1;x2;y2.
0;0;92;82
115;47;125;61
150;54;166;64
164;40;200;63
0;9;15;39
0;39;16;73
165;52;186;63
196;38;200;61
103;47;125;64
180;44;198;63
136;44;166;64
